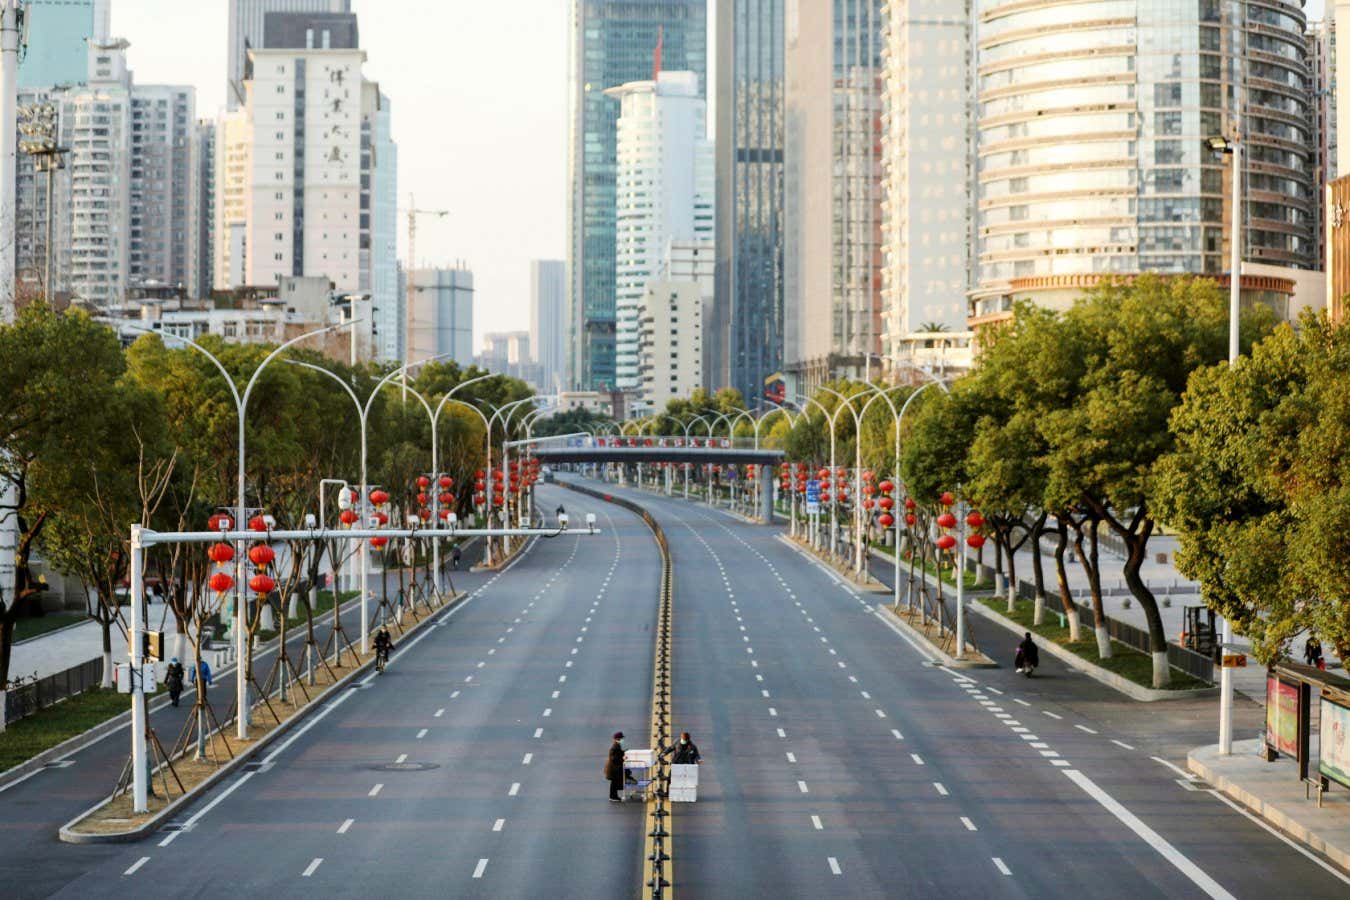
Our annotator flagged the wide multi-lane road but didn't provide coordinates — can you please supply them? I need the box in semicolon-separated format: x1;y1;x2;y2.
7;478;1349;897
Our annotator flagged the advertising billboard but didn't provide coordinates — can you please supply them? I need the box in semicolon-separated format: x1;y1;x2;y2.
1265;676;1300;757
1320;696;1350;790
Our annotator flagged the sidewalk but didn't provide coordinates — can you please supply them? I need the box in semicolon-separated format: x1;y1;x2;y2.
9;601;179;682
1189;739;1350;873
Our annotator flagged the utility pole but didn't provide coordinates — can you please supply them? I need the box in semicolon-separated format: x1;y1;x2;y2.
400;195;449;391
19;101;68;300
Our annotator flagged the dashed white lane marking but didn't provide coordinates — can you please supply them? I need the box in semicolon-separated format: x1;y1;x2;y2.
559;675;567;683
768;708;778;717
1020;734;1040;741
451;691;460;698
812;815;823;830
533;728;544;738
338;818;354;834
434;708;445;718
487;649;496;656
124;857;150;876
522;753;533;765
464;676;473;683
798;780;810;793
368;783;383;797
552;690;560;699
961;817;977;831
1112;739;1135;750
1063;769;1234;899
860;691;871;699
416;729;428;739
508;782;520;796
891;729;904;740
493;818;505;832
302;858;323;878
1052;759;1072;768
911;754;925;766
875;709;887;718
1075;724;1098;734
543;708;553;717
1013;698;1031;707
473;858;489;879
992;857;1011;876
933;782;949;796
1042;710;1063;720
565;661;574;668
986;687;1003;695
828;857;842;875
777;728;787;738
395;753;408;764
786;752;796;763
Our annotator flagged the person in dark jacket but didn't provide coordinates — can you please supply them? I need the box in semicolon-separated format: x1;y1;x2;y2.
164;658;185;707
605;731;626;802
663;732;701;765
1016;632;1040;673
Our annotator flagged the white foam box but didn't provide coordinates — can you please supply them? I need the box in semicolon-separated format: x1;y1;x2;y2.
670;764;699;787
670;786;698;803
624;749;654;768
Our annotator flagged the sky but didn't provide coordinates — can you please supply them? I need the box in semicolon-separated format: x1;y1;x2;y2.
113;0;570;350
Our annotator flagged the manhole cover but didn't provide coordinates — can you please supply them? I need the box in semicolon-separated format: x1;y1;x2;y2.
370;762;440;772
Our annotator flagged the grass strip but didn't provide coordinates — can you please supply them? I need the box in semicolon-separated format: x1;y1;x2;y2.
0;685;166;772
980;597;1209;690
13;613;87;643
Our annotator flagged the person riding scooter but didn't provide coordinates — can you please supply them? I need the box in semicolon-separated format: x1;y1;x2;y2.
1015;632;1040;676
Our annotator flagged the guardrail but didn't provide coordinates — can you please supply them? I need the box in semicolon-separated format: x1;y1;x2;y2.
555;481;674;897
4;658;103;725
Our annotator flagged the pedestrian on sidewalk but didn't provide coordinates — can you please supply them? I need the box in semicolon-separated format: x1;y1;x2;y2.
189;657;212;688
452;545;462;570
605;731;627;802
165;657;185;707
1305;636;1324;670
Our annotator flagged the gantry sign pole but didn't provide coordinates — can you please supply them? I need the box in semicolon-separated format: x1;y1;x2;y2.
123;520;601;812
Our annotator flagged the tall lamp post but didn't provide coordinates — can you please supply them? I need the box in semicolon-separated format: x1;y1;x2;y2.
18;101;68;299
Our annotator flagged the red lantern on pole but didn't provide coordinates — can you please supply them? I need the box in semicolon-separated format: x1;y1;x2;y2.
939;491;956;507
878;513;895;528
248;545;275;566
209;573;235;594
374;511;389;526
439;492;453;506
208;543;234;564
863;499;875;510
249;574;276;594
248;515;268;532
473;495;486;506
417;476;431;489
966;534;986;549
208;513;233;532
440;476;453;489
416;493;429;507
339;509;359;525
440;509;453;520
936;534;957;550
370;537;389;549
370;489;390;506
878;480;894;494
904;497;916;511
966;512;984;529
905;513;917;526
937;512;957;529
419;509;432;521
878;496;894;510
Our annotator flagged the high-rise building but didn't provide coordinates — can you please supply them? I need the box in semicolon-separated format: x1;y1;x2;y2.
970;0;1315;328
782;0;884;389
713;0;784;402
530;260;566;393
408;267;474;367
1310;19;1336;262
227;0;352;109
193;121;216;299
370;93;400;362
605;71;713;391
213;108;251;290
637;279;703;411
18;0;109;87
566;0;707;391
878;1;972;374
128;85;197;293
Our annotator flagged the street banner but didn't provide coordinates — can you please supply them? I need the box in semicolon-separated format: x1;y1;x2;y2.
1320;696;1350;789
1265;676;1299;757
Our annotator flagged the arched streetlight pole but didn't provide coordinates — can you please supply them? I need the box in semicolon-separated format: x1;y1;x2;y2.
814;385;867;564
792;393;847;552
682;414;714;499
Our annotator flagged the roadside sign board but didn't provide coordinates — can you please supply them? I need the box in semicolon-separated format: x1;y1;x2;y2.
805;479;821;515
1221;654;1247;668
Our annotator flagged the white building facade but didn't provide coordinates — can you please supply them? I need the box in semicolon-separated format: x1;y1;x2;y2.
408;267;474;367
637;279;703;412
213;108;251;290
227;0;352;109
604;71;714;391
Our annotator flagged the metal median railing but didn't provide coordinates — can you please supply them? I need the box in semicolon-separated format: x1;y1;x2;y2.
556;481;674;897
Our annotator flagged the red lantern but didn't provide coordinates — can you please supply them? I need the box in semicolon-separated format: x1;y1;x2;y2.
475;469;485;479
208;573;234;593
817;468;829;480
878;480;894;494
417;476;431;489
966;534;986;549
820;491;831;503
878;496;895;510
878;513;895;528
966;512;984;529
439;492;453;506
370;489;390;506
339;509;359;525
937;512;957;529
939;491;956;507
370;537;389;549
440;476;453;489
936;534;957;550
419;509;432;521
207;513;233;532
863;499;875;510
474;479;486;491
249;574;276;594
248;545;275;566
417;492;429;507
905;513;917;526
208;543;234;564
493;470;504;482
904;497;916;511
473;495;486;506
248;515;268;532
440;509;453;520
863;484;875;496
862;470;873;481
374;511;389;526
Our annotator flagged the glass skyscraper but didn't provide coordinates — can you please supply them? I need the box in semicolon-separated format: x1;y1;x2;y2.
567;0;707;392
714;0;784;403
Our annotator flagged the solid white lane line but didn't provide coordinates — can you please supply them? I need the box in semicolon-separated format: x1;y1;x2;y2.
911;754;925;766
1063;769;1234;899
1112;739;1135;750
1075;724;1098;734
302;858;323;878
1043;710;1063;720
1205;788;1350;885
157;770;255;846
786;752;796;763
798;781;809;793
1152;757;1197;780
416;729;428;739
124;857;150;876
473;858;489;879
934;782;949;796
992;858;1011;876
828;857;842;875
891;729;904;740
338;818;354;834
961;817;977;831
395;753;408;764
522;753;533;765
508;782;520;796
434;708;445;718
812;815;823;830
1013;698;1031;707
533;728;544;738
369;783;383;797
493;818;505;832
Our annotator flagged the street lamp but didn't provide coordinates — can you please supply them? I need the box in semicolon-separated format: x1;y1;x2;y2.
18;101;68;299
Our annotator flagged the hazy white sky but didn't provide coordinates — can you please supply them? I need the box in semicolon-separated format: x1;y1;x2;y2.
112;0;570;349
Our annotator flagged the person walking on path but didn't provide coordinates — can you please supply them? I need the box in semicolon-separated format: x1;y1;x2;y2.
1305;636;1324;669
164;657;185;707
188;657;212;688
452;545;462;570
605;731;627;802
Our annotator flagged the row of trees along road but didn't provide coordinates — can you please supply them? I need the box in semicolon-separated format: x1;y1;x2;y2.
0;302;533;725
737;276;1343;689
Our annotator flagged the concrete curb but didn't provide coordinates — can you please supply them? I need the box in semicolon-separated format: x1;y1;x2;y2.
970;602;1218;702
875;604;998;669
56;590;469;844
13;616;94;646
1188;741;1350;873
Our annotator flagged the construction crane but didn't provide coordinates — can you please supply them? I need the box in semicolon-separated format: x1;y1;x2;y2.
400;195;450;373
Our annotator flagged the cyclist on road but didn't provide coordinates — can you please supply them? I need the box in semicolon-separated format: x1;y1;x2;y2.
374;626;395;671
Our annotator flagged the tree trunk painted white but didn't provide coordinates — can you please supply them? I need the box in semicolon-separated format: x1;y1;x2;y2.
1094;624;1112;659
0;689;7;732
1033;594;1045;626
258;604;274;632
1152;651;1170;689
287;593;299;620
994;571;1006;597
1065;605;1082;642
101;649;114;688
1006;578;1017;614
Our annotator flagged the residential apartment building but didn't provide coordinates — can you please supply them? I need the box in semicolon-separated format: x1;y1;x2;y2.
530;259;566;393
713;0;784;402
878;0;972;373
128;85;197;293
566;0;706;391
605;70;714;392
193;121;216;299
783;0;884;390
370;93;400;362
213;108;251;290
637;279;703;412
227;0;352;109
1310;19;1336;260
